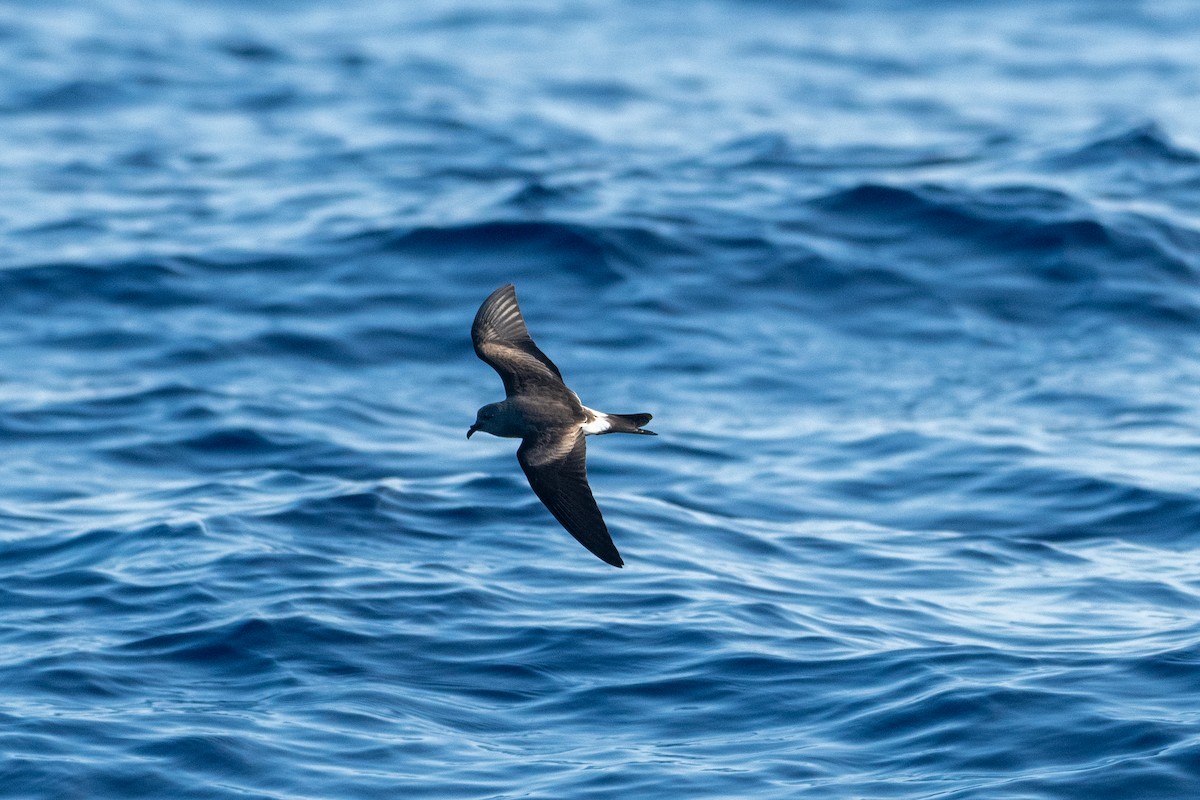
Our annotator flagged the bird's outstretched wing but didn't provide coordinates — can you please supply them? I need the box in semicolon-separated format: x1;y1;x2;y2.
517;428;623;568
472;284;565;396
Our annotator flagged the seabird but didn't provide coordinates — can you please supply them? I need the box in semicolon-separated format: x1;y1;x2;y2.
468;284;655;567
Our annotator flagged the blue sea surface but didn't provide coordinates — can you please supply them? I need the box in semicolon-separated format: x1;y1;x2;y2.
3;1;1200;797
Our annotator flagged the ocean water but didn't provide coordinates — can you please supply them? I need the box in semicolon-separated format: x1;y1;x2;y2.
3;0;1200;797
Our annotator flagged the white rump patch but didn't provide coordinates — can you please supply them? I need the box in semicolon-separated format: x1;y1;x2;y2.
580;409;611;435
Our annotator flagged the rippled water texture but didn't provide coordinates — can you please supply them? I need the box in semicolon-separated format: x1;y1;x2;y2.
3;1;1200;797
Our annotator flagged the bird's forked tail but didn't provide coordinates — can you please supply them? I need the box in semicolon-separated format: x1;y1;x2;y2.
605;412;656;435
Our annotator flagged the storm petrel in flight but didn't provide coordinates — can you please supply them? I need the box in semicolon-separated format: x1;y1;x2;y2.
468;284;655;567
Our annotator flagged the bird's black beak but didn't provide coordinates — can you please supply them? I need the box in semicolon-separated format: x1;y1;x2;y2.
467;425;477;439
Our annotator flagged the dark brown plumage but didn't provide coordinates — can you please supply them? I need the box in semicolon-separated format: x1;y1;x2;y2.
468;284;655;567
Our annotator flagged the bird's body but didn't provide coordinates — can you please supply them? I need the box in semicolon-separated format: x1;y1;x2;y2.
468;284;655;567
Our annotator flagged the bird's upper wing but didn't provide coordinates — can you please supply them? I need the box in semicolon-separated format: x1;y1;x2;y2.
472;284;565;396
517;428;623;568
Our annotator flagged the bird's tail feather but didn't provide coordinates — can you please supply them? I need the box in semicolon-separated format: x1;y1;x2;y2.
606;413;656;435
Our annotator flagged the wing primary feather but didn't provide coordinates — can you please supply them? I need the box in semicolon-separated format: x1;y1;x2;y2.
472;284;564;386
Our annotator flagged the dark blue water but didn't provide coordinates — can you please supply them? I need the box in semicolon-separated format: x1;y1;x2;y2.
4;1;1200;797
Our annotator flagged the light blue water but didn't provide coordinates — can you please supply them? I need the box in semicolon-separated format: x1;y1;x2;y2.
2;1;1200;797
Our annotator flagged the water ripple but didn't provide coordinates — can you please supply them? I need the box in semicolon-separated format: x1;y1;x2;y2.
3;1;1200;798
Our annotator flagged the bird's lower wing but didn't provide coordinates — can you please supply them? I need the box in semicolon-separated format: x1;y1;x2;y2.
517;430;624;568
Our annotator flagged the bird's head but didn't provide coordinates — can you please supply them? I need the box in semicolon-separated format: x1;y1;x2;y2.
468;402;519;439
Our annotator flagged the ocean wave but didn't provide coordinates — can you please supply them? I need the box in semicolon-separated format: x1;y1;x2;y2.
0;260;198;310
339;219;690;285
105;425;381;479
798;181;1200;328
4;1;1200;798
1048;122;1200;169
